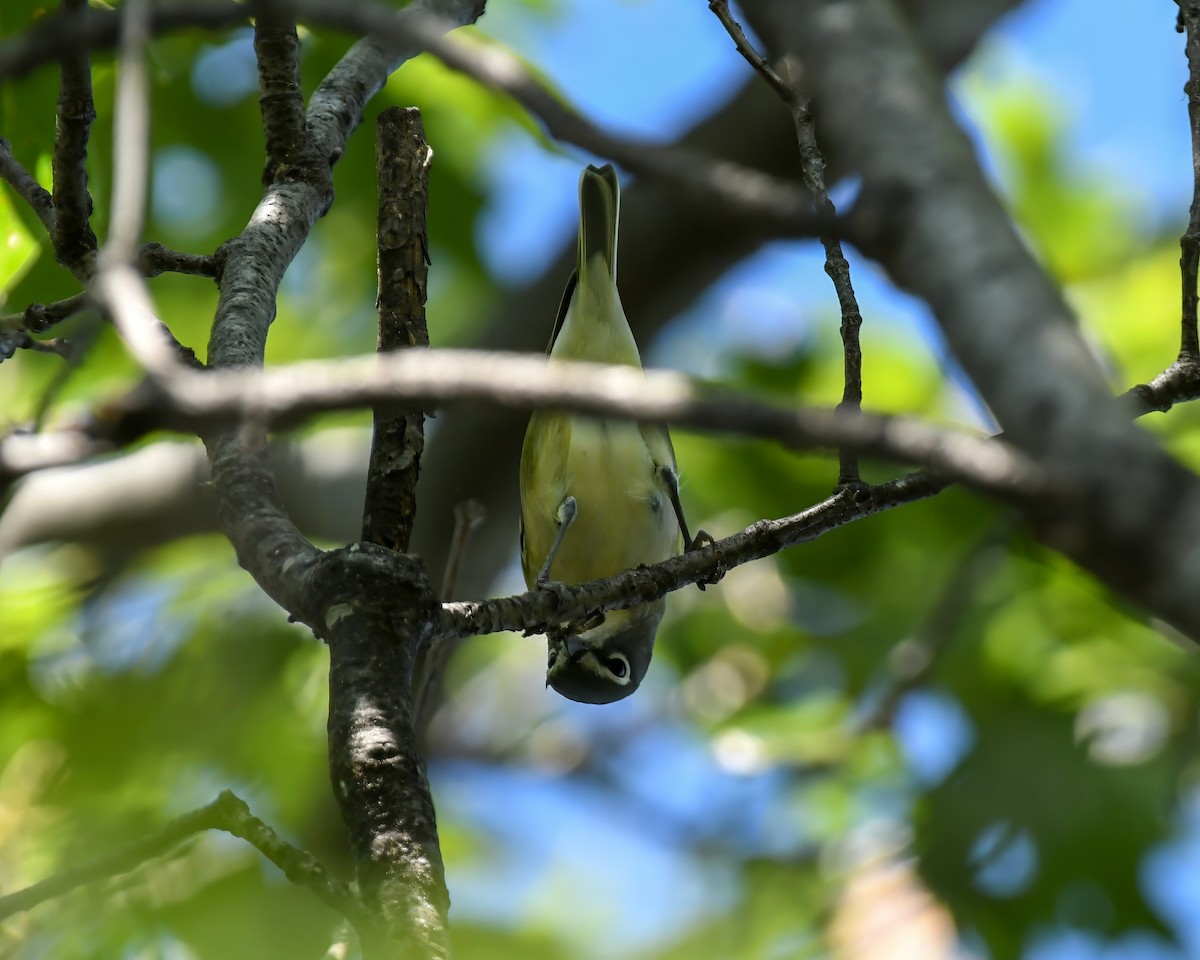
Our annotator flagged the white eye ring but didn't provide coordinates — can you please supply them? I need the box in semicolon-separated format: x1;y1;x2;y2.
602;652;631;684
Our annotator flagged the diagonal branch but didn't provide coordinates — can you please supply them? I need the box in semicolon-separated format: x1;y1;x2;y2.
439;477;944;641
0;791;368;927
0;0;824;236
0;139;55;233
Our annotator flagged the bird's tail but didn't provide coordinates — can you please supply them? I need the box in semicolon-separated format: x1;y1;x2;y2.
578;164;620;283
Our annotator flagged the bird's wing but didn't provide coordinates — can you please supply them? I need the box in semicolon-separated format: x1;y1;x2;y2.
519;409;573;584
639;421;677;474
545;271;578;355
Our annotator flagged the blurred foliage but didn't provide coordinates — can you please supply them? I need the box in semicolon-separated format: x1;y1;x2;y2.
0;4;1198;960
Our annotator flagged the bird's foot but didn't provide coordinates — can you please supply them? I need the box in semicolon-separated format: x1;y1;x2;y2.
687;528;723;590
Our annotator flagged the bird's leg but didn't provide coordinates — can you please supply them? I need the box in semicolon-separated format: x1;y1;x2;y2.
536;495;578;586
659;466;720;588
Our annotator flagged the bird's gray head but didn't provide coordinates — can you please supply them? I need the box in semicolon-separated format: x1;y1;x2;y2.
546;602;664;704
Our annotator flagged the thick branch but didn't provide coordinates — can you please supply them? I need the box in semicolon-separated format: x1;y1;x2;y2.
318;546;448;959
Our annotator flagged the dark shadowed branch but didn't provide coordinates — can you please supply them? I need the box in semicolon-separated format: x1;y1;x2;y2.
362;107;431;552
0;293;90;335
253;7;307;182
50;0;98;275
0;139;55;233
439;478;945;642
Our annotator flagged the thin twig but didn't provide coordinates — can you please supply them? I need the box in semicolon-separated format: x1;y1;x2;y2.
415;498;486;730
0;791;369;927
0;293;90;334
710;0;865;486
0;331;74;363
361;107;432;552
32;316;103;428
105;0;151;264
50;0;98;275
0;138;55;233
138;241;219;278
440;499;486;600
438;480;941;642
1178;1;1200;362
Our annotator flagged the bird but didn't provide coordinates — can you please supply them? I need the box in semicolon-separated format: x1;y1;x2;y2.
519;163;698;704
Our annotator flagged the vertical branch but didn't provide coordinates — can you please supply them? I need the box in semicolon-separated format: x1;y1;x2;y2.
253;5;307;182
326;109;444;958
93;0;182;376
1177;1;1200;363
321;549;449;960
362;107;431;551
51;0;98;274
709;0;865;487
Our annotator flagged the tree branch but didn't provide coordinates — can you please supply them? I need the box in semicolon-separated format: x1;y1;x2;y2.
362;107;431;552
709;0;866;485
0;0;824;236
192;4;482;955
742;0;1200;640
0;293;90;335
65;349;1047;503
50;0;98;276
0;138;55;233
439;478;942;640
253;5;307;183
1177;1;1200;362
0;791;367;927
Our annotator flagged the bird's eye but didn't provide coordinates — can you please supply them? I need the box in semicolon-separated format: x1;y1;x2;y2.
604;655;629;680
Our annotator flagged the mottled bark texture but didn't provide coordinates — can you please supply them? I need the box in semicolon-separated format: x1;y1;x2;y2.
318;545;447;958
51;0;97;275
362;107;430;552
